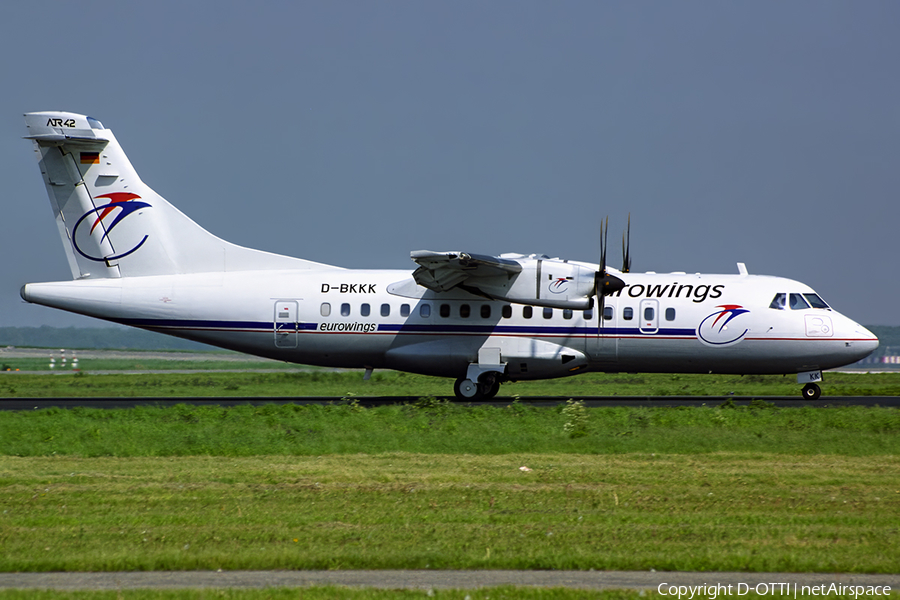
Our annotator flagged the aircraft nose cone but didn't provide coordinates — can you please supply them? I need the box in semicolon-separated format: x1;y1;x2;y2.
847;324;879;362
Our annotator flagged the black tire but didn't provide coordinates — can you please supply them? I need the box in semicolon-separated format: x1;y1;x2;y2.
801;383;821;400
480;379;501;399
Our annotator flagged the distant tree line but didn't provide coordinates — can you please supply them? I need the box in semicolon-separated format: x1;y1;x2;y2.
0;326;214;351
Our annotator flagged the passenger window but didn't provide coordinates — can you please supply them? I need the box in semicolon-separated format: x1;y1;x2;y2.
361;303;371;317
440;304;451;318
603;306;613;321
644;307;655;321
543;307;553;319
460;304;470;318
665;307;676;321
789;293;810;310
623;307;633;321
563;309;573;320
523;306;533;319
502;305;512;319
804;294;830;309
584;308;593;320
400;304;410;317
769;293;786;310
341;303;350;317
419;303;431;318
380;303;390;317
320;303;331;317
481;305;491;319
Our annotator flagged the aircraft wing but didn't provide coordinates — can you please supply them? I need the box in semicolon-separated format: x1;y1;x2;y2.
411;250;522;293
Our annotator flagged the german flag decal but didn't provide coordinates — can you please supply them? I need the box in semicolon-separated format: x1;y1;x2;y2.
80;152;100;164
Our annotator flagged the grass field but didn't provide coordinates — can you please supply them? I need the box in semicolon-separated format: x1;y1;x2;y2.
0;401;897;574
3;370;900;398
1;401;898;457
1;453;898;573
0;372;897;598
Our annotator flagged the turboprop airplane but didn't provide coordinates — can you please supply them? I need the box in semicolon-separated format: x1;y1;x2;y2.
19;111;878;400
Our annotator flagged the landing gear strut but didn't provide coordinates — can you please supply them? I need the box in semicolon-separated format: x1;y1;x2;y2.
801;383;821;400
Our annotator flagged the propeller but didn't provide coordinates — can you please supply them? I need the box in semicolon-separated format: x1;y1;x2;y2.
594;217;626;329
622;213;631;274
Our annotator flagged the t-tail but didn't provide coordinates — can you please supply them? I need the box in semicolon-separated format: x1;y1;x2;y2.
24;111;329;279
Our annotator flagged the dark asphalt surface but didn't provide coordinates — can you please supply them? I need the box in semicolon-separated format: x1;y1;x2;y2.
1;395;898;410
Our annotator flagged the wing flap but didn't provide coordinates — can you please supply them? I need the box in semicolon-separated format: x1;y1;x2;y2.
410;250;522;292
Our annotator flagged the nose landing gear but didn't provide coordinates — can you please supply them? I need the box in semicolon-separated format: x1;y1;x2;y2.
801;382;821;400
798;370;823;400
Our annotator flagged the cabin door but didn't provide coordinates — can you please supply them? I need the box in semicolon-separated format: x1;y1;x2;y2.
274;300;299;348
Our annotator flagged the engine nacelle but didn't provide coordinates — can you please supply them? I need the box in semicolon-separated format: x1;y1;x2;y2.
471;256;596;310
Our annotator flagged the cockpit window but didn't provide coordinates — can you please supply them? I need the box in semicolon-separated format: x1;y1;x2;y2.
772;292;830;310
803;293;830;309
789;293;810;310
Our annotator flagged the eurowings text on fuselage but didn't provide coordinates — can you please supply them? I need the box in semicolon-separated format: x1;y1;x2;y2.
19;112;878;399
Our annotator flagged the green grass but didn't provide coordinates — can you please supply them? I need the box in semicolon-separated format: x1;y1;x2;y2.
1;397;897;578
2;371;900;398
0;402;897;457
1;453;897;573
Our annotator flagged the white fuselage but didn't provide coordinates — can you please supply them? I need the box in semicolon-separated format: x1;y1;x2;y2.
22;267;878;381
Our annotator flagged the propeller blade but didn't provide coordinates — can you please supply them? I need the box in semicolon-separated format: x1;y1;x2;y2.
596;216;610;332
595;216;629;334
599;216;608;277
597;289;605;335
622;213;631;274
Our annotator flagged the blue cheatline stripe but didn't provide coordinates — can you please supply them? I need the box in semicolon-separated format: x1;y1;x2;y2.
112;317;696;337
379;323;696;336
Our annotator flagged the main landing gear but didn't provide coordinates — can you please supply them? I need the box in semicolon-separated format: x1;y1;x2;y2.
455;349;505;400
454;374;501;400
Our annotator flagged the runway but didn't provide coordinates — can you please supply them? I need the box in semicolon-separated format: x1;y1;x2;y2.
0;395;897;410
1;570;898;591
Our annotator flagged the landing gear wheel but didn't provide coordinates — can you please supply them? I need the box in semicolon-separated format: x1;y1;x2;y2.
801;383;821;400
480;378;501;399
454;378;482;400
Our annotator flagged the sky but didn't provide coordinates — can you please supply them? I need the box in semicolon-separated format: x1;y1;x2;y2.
1;1;898;327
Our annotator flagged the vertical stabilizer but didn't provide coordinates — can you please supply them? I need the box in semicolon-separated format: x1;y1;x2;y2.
24;111;330;279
